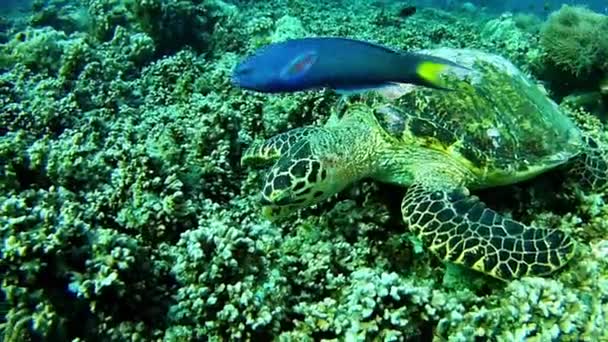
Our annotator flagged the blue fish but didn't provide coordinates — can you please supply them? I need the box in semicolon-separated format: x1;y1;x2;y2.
232;37;469;95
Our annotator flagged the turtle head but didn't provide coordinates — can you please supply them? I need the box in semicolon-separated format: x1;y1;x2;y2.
259;139;352;218
244;123;375;219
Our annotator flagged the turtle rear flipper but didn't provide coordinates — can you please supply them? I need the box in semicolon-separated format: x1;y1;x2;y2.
401;180;576;281
568;135;608;191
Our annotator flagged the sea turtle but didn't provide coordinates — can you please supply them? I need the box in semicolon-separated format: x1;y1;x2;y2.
241;48;608;281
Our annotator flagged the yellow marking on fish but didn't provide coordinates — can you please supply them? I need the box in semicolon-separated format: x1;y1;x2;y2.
416;61;449;88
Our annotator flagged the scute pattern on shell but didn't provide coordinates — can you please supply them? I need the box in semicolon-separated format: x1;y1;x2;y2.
379;49;583;179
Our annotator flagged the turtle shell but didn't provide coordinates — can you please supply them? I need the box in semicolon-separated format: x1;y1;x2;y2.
371;48;584;187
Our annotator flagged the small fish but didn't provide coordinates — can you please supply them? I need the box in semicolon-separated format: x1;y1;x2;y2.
232;37;469;96
398;5;417;18
600;76;608;94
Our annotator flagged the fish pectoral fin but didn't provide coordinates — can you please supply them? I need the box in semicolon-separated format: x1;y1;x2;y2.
375;83;419;100
280;50;319;80
334;83;416;100
334;83;395;95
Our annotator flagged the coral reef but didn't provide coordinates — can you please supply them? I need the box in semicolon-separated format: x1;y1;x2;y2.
1;0;607;340
539;5;608;92
130;0;238;55
479;12;543;72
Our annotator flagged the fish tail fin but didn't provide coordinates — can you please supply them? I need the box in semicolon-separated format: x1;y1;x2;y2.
415;60;454;90
411;53;473;91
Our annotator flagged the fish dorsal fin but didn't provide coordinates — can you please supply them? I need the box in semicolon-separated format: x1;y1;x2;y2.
280;51;318;80
327;37;402;55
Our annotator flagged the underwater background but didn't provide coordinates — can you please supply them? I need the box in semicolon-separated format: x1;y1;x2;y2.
1;0;608;341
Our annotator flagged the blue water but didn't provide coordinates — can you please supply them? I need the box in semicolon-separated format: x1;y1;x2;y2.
1;0;607;14
407;0;608;16
0;0;29;10
472;0;607;15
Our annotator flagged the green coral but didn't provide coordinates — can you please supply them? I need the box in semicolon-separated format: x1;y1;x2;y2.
130;0;236;55
287;268;434;340
0;27;69;74
30;0;92;34
165;209;287;340
479;13;543;72
0;186;173;340
1;0;608;340
540;5;608;78
436;242;608;340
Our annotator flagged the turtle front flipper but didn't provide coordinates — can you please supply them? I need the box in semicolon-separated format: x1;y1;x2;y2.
401;180;576;281
241;127;321;168
568;135;608;192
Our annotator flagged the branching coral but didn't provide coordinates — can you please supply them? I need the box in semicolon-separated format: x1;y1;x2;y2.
165;207;287;340
130;0;237;55
540;5;608;79
1;0;608;340
480;13;543;72
436;243;608;340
